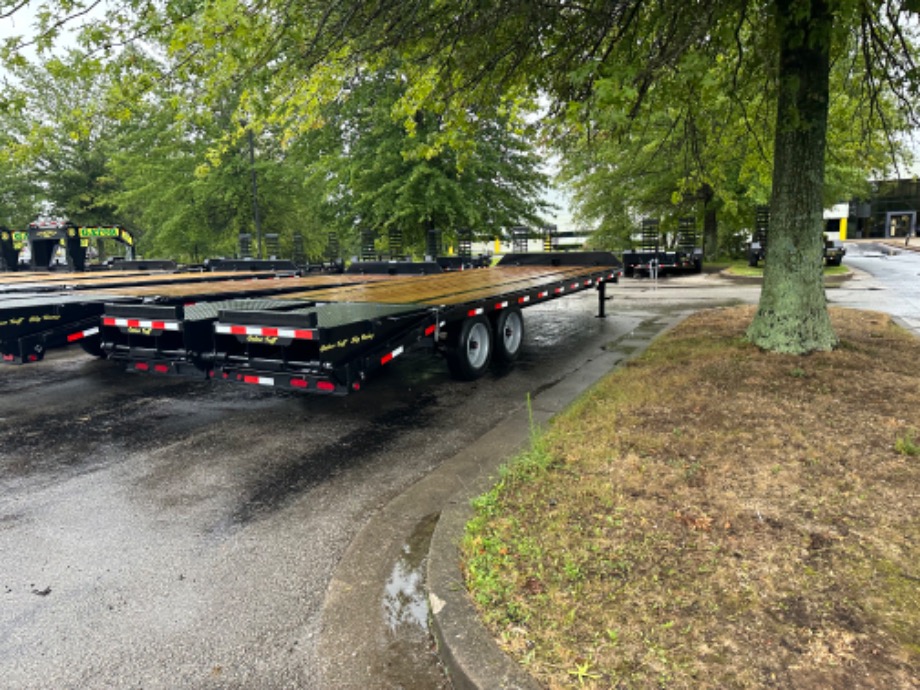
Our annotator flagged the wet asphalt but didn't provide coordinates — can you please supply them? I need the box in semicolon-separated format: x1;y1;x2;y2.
0;285;658;689
1;245;915;689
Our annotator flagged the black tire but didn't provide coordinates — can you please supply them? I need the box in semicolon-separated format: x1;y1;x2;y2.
492;308;524;364
446;315;493;380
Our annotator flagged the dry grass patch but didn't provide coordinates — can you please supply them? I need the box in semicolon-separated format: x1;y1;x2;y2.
463;306;919;689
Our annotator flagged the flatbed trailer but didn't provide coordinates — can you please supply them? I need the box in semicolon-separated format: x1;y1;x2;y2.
0;268;288;295
101;252;622;395
0;272;394;364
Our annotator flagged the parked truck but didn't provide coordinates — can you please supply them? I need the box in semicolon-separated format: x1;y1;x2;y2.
747;206;846;267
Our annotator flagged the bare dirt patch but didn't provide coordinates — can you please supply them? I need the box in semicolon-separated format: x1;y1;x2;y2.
463;306;919;689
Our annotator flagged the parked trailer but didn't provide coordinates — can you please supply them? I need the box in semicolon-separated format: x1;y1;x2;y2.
0;272;395;364
101;252;622;395
621;217;703;278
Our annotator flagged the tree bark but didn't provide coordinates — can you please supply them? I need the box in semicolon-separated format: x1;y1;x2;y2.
746;0;838;354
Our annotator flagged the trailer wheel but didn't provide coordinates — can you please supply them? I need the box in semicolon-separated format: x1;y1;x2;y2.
492;308;524;364
446;316;493;380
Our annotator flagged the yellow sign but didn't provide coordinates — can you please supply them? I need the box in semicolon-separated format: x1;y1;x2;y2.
79;227;121;239
840;217;847;241
76;226;134;246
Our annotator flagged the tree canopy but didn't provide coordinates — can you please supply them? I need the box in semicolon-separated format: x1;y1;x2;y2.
2;0;919;352
0;19;552;261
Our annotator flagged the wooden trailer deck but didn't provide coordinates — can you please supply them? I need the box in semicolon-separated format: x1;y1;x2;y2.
274;265;608;306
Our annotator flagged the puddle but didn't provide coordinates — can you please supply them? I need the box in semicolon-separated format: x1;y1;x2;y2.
383;513;439;631
378;513;450;688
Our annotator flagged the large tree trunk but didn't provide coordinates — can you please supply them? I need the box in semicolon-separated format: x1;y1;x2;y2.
746;0;838;354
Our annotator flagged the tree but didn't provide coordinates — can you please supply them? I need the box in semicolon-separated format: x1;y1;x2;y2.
3;1;918;352
299;65;551;255
104;93;334;263
0;55;122;226
325;0;920;353
0;131;42;229
555;8;906;260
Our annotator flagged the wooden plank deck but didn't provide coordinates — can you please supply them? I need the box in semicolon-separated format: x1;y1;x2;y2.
90;273;392;299
0;270;294;294
275;265;609;306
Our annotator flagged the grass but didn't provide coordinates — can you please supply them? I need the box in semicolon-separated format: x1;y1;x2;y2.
462;306;919;689
724;261;850;278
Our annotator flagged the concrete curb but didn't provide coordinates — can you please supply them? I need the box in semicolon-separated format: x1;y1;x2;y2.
427;313;688;690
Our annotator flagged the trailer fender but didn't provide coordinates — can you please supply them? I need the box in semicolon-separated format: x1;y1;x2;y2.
446;315;493;381
77;333;106;358
491;307;524;364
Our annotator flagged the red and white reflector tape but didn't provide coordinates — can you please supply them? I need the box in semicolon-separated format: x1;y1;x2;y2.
494;301;509;310
381;346;405;365
67;326;99;343
467;307;484;317
242;374;275;386
215;324;315;340
518;295;531;304
103;317;180;331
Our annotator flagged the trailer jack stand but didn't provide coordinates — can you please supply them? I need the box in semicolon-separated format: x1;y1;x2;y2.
596;281;607;319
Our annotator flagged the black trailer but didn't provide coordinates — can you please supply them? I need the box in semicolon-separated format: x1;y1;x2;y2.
0;294;116;363
621;218;703;278
100;252;622;395
0;271;393;364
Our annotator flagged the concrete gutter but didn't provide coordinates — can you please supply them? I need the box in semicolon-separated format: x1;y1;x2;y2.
426;313;686;689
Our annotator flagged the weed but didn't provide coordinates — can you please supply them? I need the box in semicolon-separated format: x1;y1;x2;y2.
895;430;920;456
563;558;583;582
568;660;601;684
